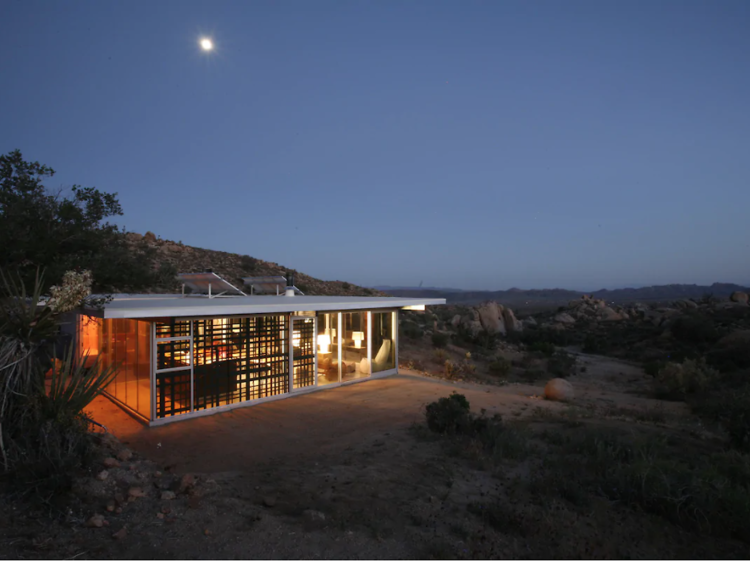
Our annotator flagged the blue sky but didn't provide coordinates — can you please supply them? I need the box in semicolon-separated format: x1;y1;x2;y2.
2;0;748;291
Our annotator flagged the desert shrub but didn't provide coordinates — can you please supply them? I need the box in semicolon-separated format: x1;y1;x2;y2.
671;315;719;345
721;388;750;452
341;282;351;290
425;393;472;435
654;358;719;396
443;359;457;379
489;357;511;377
433;349;446;363
239;254;259;272
547;350;576;378
401;322;423;340
458;352;476;375
643;360;665;377
431;332;449;348
520;368;545;383
529;341;555;357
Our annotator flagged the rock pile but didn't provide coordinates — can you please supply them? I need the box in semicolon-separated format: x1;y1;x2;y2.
451;301;523;337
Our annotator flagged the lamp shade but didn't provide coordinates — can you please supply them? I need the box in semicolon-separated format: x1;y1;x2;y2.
352;331;364;348
317;334;331;354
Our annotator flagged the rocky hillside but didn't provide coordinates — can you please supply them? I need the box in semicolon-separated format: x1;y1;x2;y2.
125;232;383;297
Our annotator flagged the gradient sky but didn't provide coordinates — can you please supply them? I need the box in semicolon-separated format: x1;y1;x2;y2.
2;0;749;291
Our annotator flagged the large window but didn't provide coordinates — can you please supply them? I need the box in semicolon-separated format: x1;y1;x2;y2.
341;311;369;381
372;311;396;373
316;313;340;385
192;315;289;411
80;316;151;420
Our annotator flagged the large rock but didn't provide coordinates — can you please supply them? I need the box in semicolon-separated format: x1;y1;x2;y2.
501;308;523;333
599;307;622;321
544;378;575;402
730;291;749;304
451;314;462;329
476;302;506;335
554;312;576;325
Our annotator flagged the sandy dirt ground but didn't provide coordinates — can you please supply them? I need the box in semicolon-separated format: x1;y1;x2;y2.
88;374;551;473
3;360;738;559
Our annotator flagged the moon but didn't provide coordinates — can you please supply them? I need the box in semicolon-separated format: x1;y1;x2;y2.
199;38;213;51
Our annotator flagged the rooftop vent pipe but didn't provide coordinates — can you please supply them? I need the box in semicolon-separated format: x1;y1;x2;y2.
284;271;295;297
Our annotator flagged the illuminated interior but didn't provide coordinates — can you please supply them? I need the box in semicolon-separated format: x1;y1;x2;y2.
83;308;400;422
316;312;340;385
79;316;151;420
372;311;396;373
341;311;369;382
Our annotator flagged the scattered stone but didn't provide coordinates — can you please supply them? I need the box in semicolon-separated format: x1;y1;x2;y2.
179;473;196;493
105;500;116;513
103;457;120;469
262;496;276;508
115;507;123;514
112;527;127;541
116;449;133;462
554;312;576;324
544;378;575;402
302;509;326;522
128;487;146;499
154;471;162;478
95;470;109;482
114;492;125;504
86;514;106;528
161;491;176;500
161;505;171;514
156;513;165;520
204;528;212;536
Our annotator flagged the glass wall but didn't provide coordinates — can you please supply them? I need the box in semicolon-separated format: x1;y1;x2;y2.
192;315;289;412
79;315;152;420
341;311;369;382
372;311;396;373
316;313;340;385
292;317;316;389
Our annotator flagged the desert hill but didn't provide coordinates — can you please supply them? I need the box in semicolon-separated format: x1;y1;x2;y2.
126;231;384;297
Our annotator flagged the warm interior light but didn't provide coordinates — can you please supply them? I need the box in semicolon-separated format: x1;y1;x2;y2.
293;330;301;347
317;334;331;354
352;331;364;349
200;37;213;51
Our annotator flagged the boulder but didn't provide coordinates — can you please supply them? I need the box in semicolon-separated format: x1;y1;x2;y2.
544;378;575;402
599;307;622;321
730;291;749;304
522;316;537;328
502;308;523;333
87;514;107;528
179;473;196;493
554;312;576;325
143;231;157;243
116;449;133;462
103;457;120;469
450;314;462;329
476;302;506;335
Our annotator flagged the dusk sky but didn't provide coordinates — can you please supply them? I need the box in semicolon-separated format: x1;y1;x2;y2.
2;0;749;291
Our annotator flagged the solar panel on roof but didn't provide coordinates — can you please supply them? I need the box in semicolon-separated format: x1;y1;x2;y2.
176;272;246;297
242;276;287;295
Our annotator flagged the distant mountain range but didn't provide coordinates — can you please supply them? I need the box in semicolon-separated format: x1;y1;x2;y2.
377;283;750;307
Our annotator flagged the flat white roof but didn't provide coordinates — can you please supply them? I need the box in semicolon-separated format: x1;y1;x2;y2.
91;294;446;319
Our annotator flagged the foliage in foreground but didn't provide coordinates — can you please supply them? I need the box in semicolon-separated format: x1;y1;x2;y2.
0;271;117;495
422;394;750;545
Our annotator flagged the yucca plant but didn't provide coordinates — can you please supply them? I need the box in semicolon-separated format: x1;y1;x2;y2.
41;342;118;421
0;268;116;493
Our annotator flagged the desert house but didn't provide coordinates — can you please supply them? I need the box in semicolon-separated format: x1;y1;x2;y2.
73;272;445;425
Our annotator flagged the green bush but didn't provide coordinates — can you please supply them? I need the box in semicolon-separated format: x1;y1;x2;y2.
431;332;449;348
654;358;719;396
547;350;576;378
401;322;423;340
489;357;512;377
671;315;719;345
529;341;555;357
425;393;472;434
